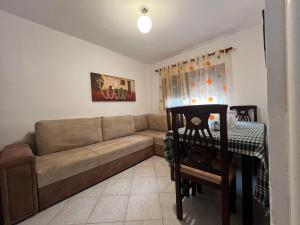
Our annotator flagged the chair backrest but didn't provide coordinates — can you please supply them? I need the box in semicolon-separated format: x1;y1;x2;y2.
166;107;185;131
229;105;257;122
171;105;229;183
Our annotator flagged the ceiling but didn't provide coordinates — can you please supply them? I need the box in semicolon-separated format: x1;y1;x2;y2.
0;0;265;64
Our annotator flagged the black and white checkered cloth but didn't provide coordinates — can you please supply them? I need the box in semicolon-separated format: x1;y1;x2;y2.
163;122;269;209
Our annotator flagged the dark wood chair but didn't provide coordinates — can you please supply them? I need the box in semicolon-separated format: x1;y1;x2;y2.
166;107;172;131
166;107;185;181
230;105;259;175
166;107;185;130
229;105;257;122
171;105;237;225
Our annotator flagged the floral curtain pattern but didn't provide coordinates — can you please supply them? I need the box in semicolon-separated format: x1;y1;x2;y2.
159;50;232;113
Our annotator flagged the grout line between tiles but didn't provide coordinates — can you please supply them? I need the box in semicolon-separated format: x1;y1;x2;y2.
157;190;164;222
17;154;262;225
85;218;164;224
45;197;71;225
124;164;135;222
85;191;103;224
155;171;164;223
22;157;170;225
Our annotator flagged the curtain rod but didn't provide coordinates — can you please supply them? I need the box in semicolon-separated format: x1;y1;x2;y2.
154;47;233;73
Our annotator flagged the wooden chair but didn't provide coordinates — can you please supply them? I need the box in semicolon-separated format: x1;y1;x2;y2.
229;105;257;122
171;105;237;225
166;107;185;130
166;107;172;131
166;107;185;181
230;105;259;175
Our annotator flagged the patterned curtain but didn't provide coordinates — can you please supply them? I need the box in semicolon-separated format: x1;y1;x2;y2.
159;50;232;113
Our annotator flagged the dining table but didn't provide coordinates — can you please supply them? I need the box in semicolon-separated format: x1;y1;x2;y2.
163;121;269;225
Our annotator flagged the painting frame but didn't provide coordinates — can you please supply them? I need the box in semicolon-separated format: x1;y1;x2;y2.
90;72;136;102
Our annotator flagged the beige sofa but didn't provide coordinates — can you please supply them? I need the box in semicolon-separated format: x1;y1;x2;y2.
0;114;168;225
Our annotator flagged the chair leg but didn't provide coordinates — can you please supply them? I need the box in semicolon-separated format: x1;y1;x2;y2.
170;163;175;181
229;152;234;161
182;179;190;198
191;182;196;196
230;177;237;214
197;184;202;193
221;188;230;225
175;173;183;220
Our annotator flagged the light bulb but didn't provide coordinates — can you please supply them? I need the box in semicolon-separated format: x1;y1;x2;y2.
137;15;152;33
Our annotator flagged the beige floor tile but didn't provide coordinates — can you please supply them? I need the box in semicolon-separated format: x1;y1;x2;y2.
102;178;132;196
124;220;163;225
163;218;187;225
154;166;170;177
131;177;157;194
88;195;129;223
133;166;156;178
135;157;154;167
18;161;263;225
126;194;162;221
18;199;68;225
48;197;97;225
110;168;134;180
159;193;177;219
170;195;215;220
74;181;107;198
183;193;242;225
162;192;239;225
156;177;175;193
153;156;168;167
88;222;124;225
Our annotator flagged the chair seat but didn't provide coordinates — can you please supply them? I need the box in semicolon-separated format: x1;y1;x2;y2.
180;161;237;185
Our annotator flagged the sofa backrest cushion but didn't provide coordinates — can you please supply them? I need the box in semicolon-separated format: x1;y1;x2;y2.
102;115;135;141
148;114;168;132
134;114;149;131
35;117;103;155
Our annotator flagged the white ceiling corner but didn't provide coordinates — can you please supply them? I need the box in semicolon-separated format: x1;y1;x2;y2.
0;0;265;64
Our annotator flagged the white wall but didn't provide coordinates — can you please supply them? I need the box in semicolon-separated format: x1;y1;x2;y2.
0;11;149;150
149;25;268;124
286;0;300;225
265;0;289;224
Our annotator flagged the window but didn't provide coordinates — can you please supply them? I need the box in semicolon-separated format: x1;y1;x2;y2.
159;51;232;113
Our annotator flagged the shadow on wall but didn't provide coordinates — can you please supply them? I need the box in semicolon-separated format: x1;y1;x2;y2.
16;132;37;154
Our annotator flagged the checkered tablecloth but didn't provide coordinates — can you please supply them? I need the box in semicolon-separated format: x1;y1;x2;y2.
163;122;269;209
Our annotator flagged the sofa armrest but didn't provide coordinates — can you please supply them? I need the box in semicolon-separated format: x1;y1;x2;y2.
0;144;38;225
0;144;35;169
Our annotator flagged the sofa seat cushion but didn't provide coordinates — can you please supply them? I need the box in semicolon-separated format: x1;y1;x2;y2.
137;130;166;146
102;116;135;141
35;117;103;155
117;135;153;152
36;147;98;188
84;140;133;166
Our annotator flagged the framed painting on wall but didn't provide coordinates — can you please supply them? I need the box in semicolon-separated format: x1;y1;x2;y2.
90;72;136;101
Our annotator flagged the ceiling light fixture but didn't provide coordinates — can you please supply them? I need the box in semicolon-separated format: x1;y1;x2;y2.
137;8;152;34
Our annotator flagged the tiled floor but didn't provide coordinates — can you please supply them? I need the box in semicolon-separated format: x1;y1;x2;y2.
18;156;269;225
